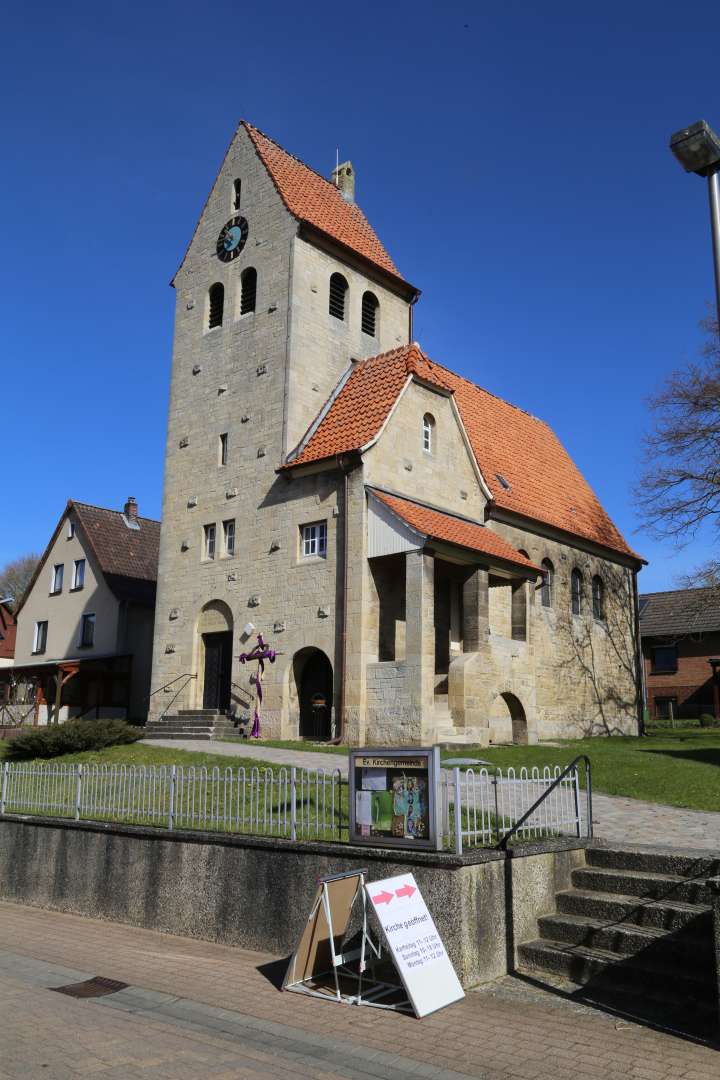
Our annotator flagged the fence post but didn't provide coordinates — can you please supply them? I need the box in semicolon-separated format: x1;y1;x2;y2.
74;764;83;822
0;762;8;814
493;772;501;843
453;767;463;855
290;767;297;841
585;758;593;839
168;765;177;831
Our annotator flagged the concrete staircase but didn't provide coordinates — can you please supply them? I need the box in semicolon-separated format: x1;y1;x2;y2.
431;694;490;747
144;710;245;741
517;844;719;1037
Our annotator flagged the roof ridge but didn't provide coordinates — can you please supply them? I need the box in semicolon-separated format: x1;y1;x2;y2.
242;120;350;202
71;499;160;525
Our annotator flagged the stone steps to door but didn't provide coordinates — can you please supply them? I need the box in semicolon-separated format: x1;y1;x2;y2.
516;842;717;1036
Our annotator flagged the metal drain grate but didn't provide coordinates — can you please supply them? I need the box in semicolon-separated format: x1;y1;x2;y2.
50;976;129;999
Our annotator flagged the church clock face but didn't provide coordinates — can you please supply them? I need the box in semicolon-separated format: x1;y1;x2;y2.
216;216;249;262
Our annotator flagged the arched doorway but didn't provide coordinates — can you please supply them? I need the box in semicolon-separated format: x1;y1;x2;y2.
504;692;528;745
197;601;233;712
293;648;333;740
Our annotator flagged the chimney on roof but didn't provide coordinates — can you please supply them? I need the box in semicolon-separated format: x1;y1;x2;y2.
124;496;138;522
330;161;355;203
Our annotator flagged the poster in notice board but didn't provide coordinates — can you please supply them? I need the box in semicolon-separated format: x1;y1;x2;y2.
348;747;441;851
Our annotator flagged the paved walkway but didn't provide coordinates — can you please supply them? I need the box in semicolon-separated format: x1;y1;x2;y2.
0;901;717;1079
143;739;720;851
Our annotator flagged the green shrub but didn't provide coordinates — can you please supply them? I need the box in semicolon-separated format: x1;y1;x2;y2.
699;713;718;728
5;719;142;761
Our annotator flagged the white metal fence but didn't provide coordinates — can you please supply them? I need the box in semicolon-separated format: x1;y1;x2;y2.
0;762;344;841
440;764;588;853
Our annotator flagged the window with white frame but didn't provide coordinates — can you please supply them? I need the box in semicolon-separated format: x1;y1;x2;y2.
223;519;236;557
301;521;327;558
72;558;85;590
67;521;75;539
33;620;48;654
204;523;216;560
422;413;435;453
50;564;64;594
80;613;95;647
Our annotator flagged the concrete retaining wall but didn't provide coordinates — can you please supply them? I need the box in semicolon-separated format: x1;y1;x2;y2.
0;815;587;988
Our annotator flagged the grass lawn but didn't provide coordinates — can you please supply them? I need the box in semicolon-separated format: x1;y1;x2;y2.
0;741;281;773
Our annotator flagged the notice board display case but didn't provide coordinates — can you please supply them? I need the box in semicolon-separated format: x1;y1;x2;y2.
348;747;441;851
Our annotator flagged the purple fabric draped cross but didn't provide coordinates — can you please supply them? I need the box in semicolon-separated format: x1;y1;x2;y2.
238;633;276;738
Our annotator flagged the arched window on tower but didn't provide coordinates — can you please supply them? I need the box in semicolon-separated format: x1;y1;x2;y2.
240;267;257;315
422;413;435;453
592;575;605;621
208;283;224;329
571;568;583;616
361;291;379;336
232;179;242;211
541;558;554;608
329;273;348;320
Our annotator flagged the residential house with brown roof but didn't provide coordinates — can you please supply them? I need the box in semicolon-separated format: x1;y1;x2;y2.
147;121;644;745
12;498;159;723
639;587;720;722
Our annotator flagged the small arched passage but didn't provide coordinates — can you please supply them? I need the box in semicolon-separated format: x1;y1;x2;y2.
293;648;333;740
197;600;233;711
490;691;528;745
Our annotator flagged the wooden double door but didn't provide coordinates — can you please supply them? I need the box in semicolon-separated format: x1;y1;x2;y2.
203;631;232;711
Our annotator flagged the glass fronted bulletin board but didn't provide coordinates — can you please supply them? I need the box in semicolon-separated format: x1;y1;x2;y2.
348;747;441;851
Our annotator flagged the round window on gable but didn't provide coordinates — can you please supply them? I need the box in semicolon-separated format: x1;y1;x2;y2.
422;413;435;453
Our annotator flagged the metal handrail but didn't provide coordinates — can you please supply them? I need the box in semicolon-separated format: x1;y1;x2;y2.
148;673;197;699
495;754;592;850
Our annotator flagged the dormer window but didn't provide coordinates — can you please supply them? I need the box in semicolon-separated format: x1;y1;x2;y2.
329;273;348;321
232;178;242;211
422;413;435;453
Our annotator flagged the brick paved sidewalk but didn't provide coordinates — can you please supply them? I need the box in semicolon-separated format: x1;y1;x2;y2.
149;738;720;851
0;900;716;1079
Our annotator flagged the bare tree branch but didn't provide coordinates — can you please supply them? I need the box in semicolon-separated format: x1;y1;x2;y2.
0;553;41;608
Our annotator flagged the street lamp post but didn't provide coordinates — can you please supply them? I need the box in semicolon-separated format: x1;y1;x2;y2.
669;119;720;328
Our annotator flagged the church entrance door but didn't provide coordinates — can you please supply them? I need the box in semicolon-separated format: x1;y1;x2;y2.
296;649;333;740
202;631;232;711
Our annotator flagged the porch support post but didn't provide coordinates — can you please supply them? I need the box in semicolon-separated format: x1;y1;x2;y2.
463;567;489;651
405;549;435;735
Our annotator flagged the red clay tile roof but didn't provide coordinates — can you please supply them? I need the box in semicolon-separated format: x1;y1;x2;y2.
371;491;540;571
242;122;404;282
289;344;639;561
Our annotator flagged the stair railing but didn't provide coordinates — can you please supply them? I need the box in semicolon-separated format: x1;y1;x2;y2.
495;755;592;850
144;673;197;721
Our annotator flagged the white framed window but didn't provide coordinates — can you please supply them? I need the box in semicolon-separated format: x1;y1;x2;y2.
67;521;75;539
223;519;236;557
72;559;85;590
219;432;228;466
422;413;435;453
50;564;64;594
80;613;95;648
33;620;48;654
301;521;327;558
204;523;216;560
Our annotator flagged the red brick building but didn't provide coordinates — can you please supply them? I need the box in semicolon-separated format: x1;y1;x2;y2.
639;587;720;721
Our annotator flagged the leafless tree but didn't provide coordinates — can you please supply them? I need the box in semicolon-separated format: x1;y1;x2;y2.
637;316;720;591
0;552;41;608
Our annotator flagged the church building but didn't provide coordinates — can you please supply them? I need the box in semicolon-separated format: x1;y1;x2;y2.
148;121;644;745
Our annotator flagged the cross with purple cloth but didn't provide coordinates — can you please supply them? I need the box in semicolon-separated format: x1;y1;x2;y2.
238;633;276;738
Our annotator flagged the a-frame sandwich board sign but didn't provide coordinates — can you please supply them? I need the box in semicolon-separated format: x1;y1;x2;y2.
283;868;410;1011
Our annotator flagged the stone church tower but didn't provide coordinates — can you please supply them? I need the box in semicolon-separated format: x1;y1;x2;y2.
149;121;643;745
149;122;418;736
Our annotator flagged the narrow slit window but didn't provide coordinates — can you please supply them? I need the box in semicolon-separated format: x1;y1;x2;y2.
571;569;583;616
361;291;379;336
204;523;216;560
208;283;224;329
592;575;604;620
329;273;348;320
422;413;435;453
219;432;228;466
541;559;554;608
223;519;236;557
232;178;242;211
80;613;95;648
240;267;257;315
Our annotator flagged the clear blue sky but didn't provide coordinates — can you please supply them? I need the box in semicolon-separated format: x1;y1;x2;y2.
3;0;719;590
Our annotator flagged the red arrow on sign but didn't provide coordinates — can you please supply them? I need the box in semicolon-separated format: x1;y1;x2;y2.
372;890;394;906
395;883;416;899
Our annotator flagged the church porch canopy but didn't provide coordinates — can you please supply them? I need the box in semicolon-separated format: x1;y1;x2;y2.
367;488;541;579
